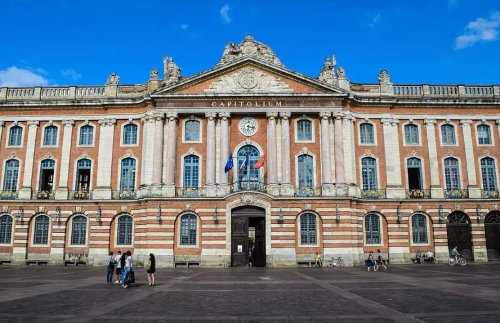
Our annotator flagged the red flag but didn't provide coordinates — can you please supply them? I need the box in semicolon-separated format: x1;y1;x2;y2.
254;154;266;169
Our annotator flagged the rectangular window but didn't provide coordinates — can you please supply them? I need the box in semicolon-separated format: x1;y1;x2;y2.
297;120;312;141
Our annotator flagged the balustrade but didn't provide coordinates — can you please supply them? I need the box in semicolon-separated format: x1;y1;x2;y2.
32;190;55;200
68;190;92;200
361;189;386;199
0;191;18;200
481;190;500;199
444;189;469;199
406;189;431;199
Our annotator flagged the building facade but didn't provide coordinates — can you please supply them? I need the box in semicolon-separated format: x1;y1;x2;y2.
1;35;500;267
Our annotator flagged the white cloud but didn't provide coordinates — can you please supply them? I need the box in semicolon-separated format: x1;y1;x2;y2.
0;66;49;87
368;13;381;28
60;68;82;81
220;4;231;23
181;23;189;30
455;12;500;49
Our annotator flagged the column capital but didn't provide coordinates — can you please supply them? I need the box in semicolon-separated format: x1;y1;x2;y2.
424;119;437;126
342;111;355;121
495;120;500;126
218;112;231;120
62;120;75;127
460;119;473;127
141;112;157;123
319;111;332;120
98;118;116;127
27;120;39;128
279;111;291;119
205;112;217;120
381;118;399;126
266;111;278;120
0;121;4;127
153;112;164;121
166;112;178;121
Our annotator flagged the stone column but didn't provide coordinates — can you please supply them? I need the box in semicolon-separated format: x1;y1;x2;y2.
152;113;164;185
164;112;178;197
342;111;358;196
382;118;405;198
266;112;279;196
93;118;116;199
218;112;231;195
55;120;74;200
320;112;335;196
460;119;481;198
19;121;39;199
424;119;443;198
205;112;217;197
140;113;156;186
280;111;294;196
333;113;346;196
0;122;4;149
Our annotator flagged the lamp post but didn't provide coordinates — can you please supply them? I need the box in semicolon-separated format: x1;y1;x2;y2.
278;204;283;223
15;206;24;222
438;205;445;221
96;205;102;221
335;203;340;222
476;205;483;221
53;206;61;222
213;204;218;222
397;205;402;223
156;204;162;221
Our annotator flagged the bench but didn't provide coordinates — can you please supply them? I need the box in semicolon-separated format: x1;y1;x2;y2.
412;256;434;264
0;260;12;265
174;261;200;268
26;260;48;266
64;260;86;266
297;260;318;267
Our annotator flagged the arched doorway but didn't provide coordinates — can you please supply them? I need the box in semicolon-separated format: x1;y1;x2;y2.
447;211;473;260
237;145;261;190
485;211;500;261
231;206;266;267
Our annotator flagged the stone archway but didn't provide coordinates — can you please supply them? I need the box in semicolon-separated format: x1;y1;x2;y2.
485;211;500;261
447;211;473;260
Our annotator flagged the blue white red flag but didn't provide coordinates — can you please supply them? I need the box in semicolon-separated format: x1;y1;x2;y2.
238;155;249;174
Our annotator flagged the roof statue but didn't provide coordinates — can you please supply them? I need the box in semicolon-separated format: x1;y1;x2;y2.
106;73;120;85
163;56;181;85
217;34;283;66
378;69;391;85
149;68;159;81
318;55;337;85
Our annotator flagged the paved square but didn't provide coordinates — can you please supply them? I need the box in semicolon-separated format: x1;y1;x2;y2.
1;263;500;322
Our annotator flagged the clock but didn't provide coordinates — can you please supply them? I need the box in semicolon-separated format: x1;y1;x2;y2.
239;117;258;136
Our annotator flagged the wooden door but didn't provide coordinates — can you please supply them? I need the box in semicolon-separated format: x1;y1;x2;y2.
254;217;266;267
231;216;248;267
447;225;473;260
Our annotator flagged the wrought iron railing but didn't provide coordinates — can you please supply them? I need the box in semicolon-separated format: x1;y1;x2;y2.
111;190;136;200
231;182;267;193
444;189;469;199
361;189;386;199
69;190;92;200
295;186;322;197
481;190;500;198
32;190;55;200
0;190;18;200
176;187;204;197
406;189;431;199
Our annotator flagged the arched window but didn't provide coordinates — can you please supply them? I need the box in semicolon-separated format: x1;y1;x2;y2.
123;124;138;145
361;157;377;190
237;145;260;189
300;213;317;245
360;123;374;144
39;159;55;192
444;157;460;190
76;159;92;191
412;214;428;243
3;159;19;191
117;215;133;245
71;215;87;245
477;124;492;145
297;154;314;188
365;213;380;244
0;215;13;244
120;158;136;191
183;155;199;188
481;157;497;191
441;124;456;145
180;214;197;245
184;120;200;142
79;125;94;145
43;125;58;146
407;157;422;190
404;124;419;145
33;215;50;245
8;126;23;146
297;119;312;141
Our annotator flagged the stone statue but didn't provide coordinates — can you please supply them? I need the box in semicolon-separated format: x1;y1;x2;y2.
106;73;120;85
149;68;159;81
217;35;283;66
337;67;347;79
378;69;391;85
163;56;181;85
318;56;336;85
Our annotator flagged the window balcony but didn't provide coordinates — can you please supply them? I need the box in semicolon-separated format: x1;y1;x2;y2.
481;190;500;198
69;190;92;200
176;187;204;198
295;186;322;197
444;189;469;199
111;190;136;200
0;190;18;200
406;189;431;199
361;189;386;199
32;190;55;200
231;182;267;193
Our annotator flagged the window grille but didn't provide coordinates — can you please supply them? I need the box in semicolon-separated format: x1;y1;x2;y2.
412;214;428;243
117;215;133;245
365;213;381;244
180;214;197;245
300;213;317;245
71;216;87;245
33;215;50;245
0;215;13;244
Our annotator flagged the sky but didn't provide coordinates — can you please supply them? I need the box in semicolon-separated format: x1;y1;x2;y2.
0;0;499;87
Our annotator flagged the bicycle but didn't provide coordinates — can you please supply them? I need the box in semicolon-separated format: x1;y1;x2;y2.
330;257;345;268
448;255;466;266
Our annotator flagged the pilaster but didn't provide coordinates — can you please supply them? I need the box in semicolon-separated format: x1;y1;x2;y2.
152;112;165;185
319;112;335;196
164;112;178;197
460;119;481;198
382;118;405;198
218;112;231;196
424;119;443;198
205;112;217;197
55;120;75;200
93;118;116;199
279;111;294;196
266;112;279;196
19;121;39;199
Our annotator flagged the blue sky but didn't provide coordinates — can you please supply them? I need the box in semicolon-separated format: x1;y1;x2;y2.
0;0;499;87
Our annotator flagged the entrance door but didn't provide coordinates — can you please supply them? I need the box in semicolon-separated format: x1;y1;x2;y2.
485;211;500;261
231;206;266;267
447;211;473;260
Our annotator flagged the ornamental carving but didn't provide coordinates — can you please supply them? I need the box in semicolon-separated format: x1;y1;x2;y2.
240;193;257;206
217;35;282;66
205;68;292;94
318;55;337;85
378;70;391;85
106;73;120;85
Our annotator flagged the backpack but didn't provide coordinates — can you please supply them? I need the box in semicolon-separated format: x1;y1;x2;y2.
107;256;114;269
120;254;126;268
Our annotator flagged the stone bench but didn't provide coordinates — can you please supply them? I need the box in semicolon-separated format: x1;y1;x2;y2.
297;260;317;267
0;260;12;265
26;260;48;266
174;261;200;268
64;260;86;266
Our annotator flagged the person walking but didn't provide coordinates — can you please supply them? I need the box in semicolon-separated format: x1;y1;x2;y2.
315;250;322;268
147;253;156;286
106;251;115;284
114;251;122;283
122;251;134;288
375;249;387;271
366;251;376;271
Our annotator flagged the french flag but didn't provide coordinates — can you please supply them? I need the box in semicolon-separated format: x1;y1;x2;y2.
238;155;249;174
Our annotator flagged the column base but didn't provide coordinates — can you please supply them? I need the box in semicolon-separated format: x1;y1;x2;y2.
321;183;335;196
430;186;444;199
386;186;406;199
204;184;217;197
92;187;112;199
137;184;176;198
216;184;231;197
18;187;32;200
347;185;361;198
280;183;295;196
434;246;450;264
266;184;280;196
473;245;488;262
468;186;481;199
335;183;348;196
55;187;69;200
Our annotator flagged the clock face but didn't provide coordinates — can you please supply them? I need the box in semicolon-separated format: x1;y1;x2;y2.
239;117;258;136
